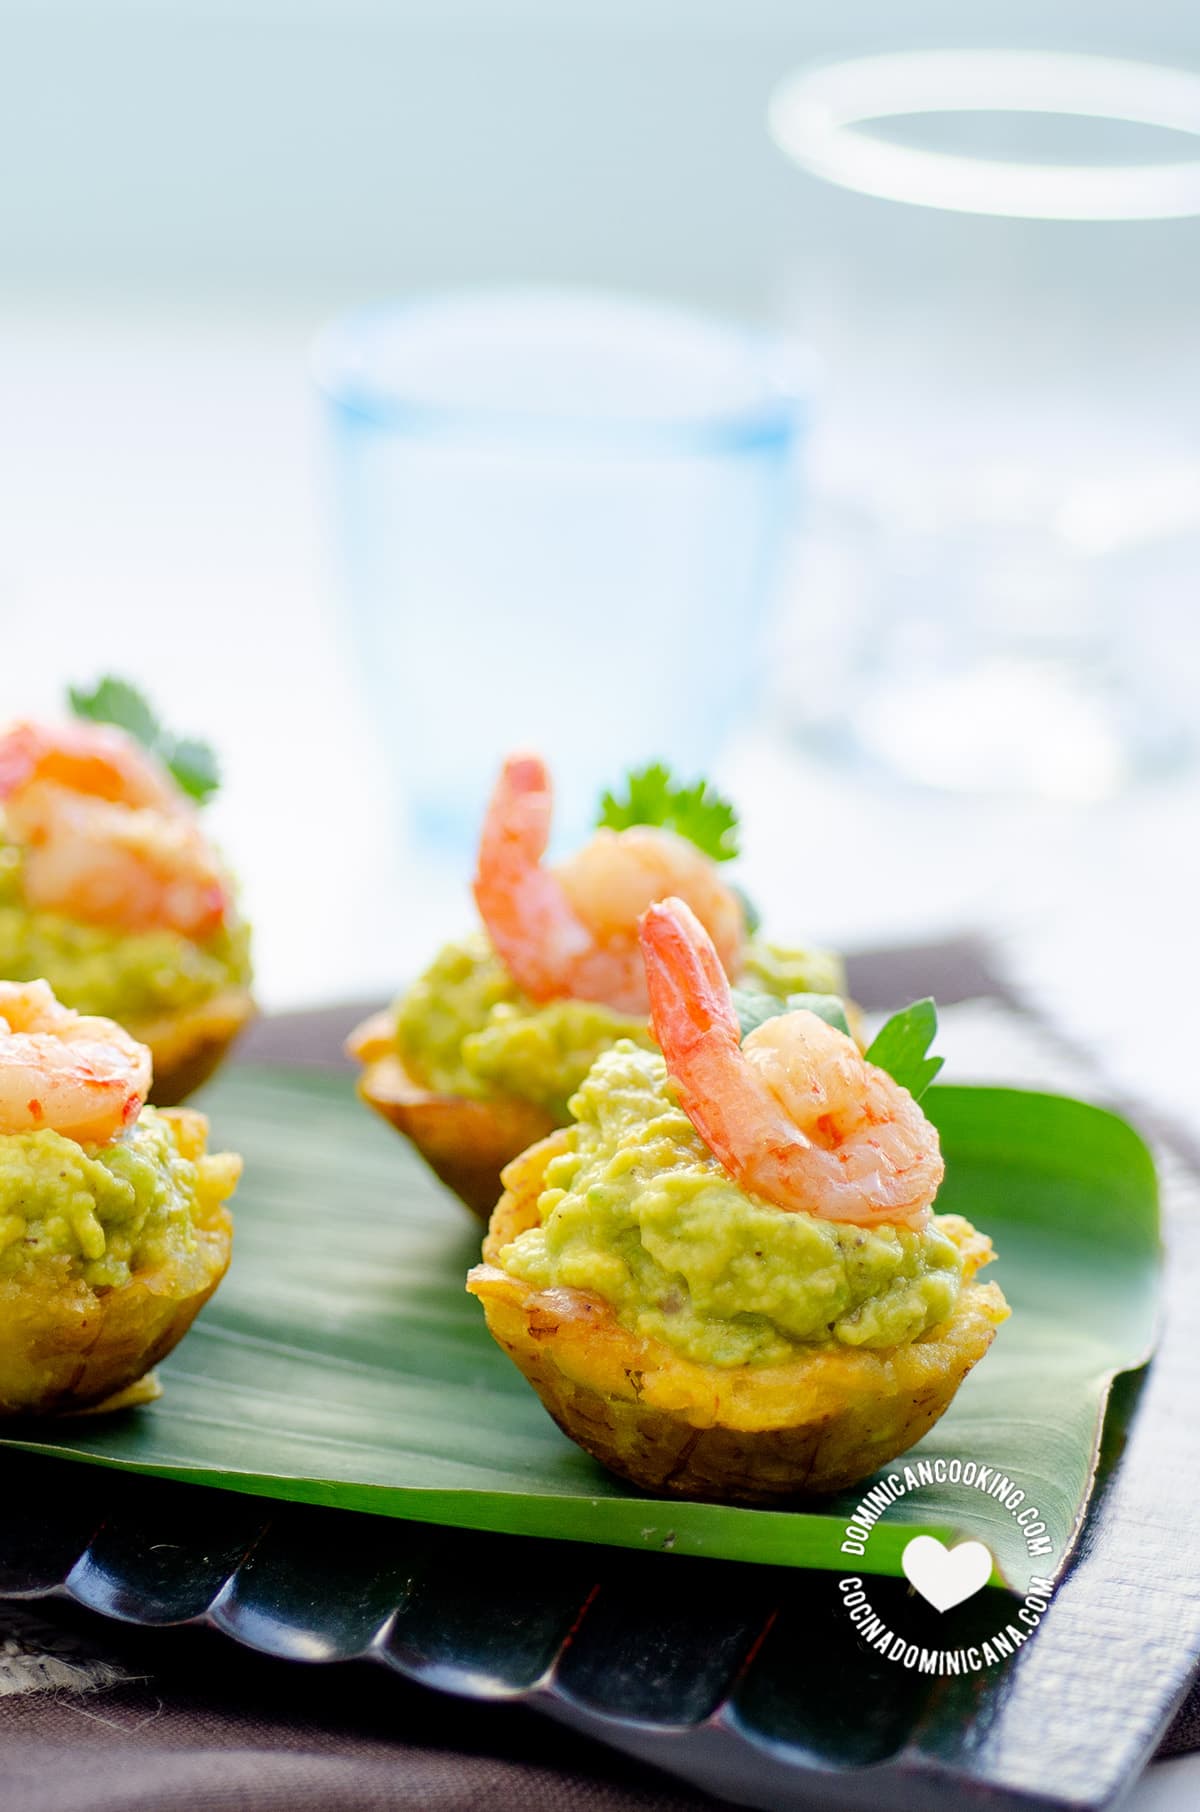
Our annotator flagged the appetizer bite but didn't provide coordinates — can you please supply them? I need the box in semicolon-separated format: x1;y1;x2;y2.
0;980;240;1416
350;755;846;1216
468;898;1008;1502
0;680;253;1103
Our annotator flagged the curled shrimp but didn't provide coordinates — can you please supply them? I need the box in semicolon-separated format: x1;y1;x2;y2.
0;721;177;812
473;754;744;1016
0;979;151;1145
0;721;228;939
638;897;944;1228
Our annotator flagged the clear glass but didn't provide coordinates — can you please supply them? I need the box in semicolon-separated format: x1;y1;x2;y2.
315;290;808;855
768;51;1200;799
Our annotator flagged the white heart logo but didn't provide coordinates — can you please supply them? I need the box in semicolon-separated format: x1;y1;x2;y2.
901;1535;993;1612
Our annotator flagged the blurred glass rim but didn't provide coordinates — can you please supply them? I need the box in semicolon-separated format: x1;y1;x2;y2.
312;288;815;453
768;50;1200;220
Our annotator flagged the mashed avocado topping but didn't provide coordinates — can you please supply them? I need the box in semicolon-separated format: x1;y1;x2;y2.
0;836;251;1022
739;940;846;1000
498;1041;962;1367
395;932;847;1122
0;1107;238;1291
393;934;652;1119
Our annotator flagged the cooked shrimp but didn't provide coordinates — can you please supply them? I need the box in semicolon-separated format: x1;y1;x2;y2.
473;754;744;1016
0;722;228;939
639;897;943;1228
0;979;151;1144
0;720;176;812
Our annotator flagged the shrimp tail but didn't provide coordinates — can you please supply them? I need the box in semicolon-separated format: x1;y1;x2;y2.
638;896;777;1172
473;753;593;1001
639;897;741;1053
480;753;554;868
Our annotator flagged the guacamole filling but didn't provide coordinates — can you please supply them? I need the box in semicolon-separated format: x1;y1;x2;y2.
395;931;848;1122
499;1041;963;1368
0;1108;237;1291
0;835;251;1022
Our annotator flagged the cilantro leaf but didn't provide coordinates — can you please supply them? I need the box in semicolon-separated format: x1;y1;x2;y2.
68;677;221;804
865;998;944;1101
166;737;221;804
598;762;739;862
733;989;851;1040
69;676;160;749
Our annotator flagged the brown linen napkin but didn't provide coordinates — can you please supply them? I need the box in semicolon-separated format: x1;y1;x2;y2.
2;1591;1197;1812
0;1609;718;1812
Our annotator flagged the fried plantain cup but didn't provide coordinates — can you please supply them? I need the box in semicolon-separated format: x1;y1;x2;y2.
468;1133;1009;1503
348;1010;554;1219
136;987;256;1106
0;1108;238;1417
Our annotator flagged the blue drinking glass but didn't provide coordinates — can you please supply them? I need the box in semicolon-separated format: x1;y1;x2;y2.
315;289;809;855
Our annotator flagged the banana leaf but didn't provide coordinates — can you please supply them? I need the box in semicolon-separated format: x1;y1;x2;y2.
2;1069;1159;1587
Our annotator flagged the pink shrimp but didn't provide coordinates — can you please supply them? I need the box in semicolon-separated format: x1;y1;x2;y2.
473;754;744;1016
0;980;151;1145
0;720;176;812
638;897;943;1228
0;722;228;939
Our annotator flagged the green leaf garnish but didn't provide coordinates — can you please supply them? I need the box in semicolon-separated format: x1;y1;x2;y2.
731;991;944;1100
733;989;851;1040
68;676;159;749
598;762;739;862
69;677;221;804
865;998;944;1101
164;737;221;804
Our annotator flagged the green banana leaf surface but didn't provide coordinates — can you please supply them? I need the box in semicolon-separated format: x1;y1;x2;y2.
2;1068;1160;1588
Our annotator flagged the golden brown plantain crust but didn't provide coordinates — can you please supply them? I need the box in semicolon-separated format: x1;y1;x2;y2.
0;1155;233;1419
348;1011;554;1219
468;1133;1010;1502
135;989;256;1106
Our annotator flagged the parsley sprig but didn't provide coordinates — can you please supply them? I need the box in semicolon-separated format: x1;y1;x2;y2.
68;677;220;804
864;998;944;1100
598;763;739;863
